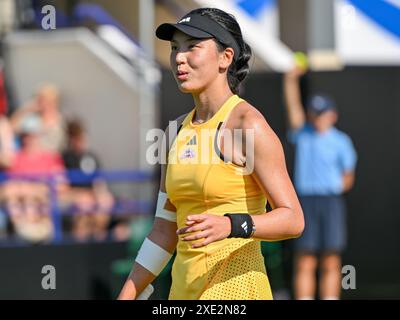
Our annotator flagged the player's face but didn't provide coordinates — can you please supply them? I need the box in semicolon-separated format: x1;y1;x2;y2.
309;110;338;132
170;31;222;93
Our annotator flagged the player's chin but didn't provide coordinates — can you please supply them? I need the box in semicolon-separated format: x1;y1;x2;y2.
177;85;193;94
176;82;198;94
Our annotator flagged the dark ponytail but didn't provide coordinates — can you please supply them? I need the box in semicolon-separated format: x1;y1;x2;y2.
188;8;253;94
227;42;252;94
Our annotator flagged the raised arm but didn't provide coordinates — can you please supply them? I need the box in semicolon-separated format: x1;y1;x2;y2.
283;66;307;130
117;115;185;300
10;99;39;133
0;117;16;168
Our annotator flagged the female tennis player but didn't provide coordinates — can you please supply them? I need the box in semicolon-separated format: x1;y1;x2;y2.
118;7;304;300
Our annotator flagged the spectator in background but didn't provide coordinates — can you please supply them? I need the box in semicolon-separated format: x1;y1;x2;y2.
11;83;66;153
0;0;16;36
283;66;358;300
62;119;114;242
2;119;67;244
0;60;14;169
0;62;16;239
0;83;15;171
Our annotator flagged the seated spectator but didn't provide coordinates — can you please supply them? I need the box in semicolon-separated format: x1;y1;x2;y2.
11;83;66;153
0;111;15;169
62;119;114;242
2;180;53;243
0;73;16;238
0;115;15;239
1;120;67;244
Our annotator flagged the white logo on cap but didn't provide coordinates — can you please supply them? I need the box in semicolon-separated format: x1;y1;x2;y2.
179;17;191;24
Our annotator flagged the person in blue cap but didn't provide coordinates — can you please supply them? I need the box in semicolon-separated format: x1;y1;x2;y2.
284;66;358;300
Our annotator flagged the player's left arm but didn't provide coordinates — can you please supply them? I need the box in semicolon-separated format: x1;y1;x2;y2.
177;106;304;247
242;107;304;241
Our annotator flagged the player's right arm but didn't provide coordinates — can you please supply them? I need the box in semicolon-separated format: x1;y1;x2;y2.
117;115;186;300
283;66;307;130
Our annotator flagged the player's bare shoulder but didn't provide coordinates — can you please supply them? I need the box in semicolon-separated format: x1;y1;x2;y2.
227;100;269;131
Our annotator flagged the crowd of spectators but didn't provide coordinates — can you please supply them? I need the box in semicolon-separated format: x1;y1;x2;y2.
0;80;133;245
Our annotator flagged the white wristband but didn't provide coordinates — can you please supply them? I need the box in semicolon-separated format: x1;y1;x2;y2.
155;191;176;222
135;238;172;276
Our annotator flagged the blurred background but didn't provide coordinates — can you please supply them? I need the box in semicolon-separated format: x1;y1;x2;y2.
0;0;399;299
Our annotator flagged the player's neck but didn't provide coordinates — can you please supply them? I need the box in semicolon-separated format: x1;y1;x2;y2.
192;84;233;123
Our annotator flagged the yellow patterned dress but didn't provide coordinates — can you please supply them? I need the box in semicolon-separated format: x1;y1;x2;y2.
165;95;273;300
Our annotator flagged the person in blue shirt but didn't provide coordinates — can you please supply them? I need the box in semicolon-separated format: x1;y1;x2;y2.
284;66;357;300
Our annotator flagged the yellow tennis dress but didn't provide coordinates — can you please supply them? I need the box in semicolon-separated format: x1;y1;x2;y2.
165;94;273;300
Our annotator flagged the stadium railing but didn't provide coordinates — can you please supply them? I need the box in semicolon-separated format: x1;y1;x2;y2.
0;169;156;243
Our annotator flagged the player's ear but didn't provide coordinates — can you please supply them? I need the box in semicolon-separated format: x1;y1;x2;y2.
219;47;234;70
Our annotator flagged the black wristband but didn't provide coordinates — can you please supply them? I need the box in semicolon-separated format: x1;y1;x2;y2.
224;213;255;238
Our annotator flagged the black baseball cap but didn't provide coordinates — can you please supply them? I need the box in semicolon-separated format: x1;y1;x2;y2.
156;12;241;61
